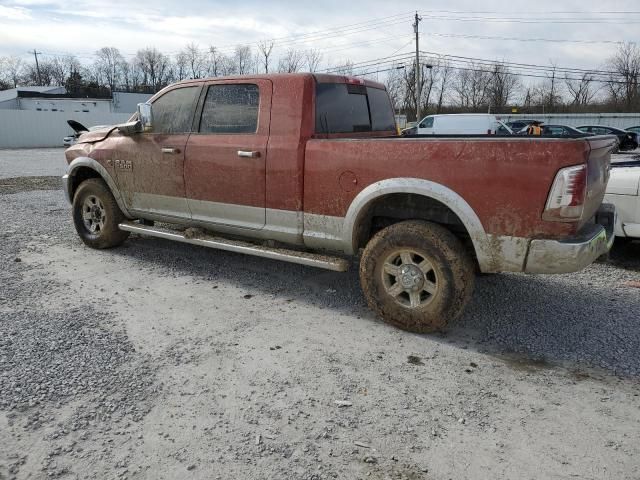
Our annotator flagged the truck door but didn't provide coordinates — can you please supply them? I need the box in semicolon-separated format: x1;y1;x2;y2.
184;79;272;229
113;84;201;218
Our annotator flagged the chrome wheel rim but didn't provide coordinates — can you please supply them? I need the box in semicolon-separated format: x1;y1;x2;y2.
381;249;438;308
82;195;106;234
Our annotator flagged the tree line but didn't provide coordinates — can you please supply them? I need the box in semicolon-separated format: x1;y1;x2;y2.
385;42;640;119
0;42;638;117
0;43;326;97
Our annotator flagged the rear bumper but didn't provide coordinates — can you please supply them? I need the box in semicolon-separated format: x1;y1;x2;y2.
524;204;616;274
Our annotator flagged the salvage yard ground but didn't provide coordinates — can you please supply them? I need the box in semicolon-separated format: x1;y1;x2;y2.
1;148;639;480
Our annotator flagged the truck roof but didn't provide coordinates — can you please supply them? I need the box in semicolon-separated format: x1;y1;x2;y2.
171;73;386;90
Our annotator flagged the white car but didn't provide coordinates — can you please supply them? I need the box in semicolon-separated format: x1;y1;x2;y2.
402;114;513;135
604;159;640;240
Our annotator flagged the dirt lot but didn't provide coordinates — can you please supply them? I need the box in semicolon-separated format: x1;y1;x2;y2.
1;148;639;480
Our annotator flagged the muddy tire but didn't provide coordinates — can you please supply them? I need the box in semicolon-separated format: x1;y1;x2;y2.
72;178;129;249
359;220;475;333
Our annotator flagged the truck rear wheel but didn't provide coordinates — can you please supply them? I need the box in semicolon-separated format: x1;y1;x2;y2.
72;178;129;249
359;220;475;333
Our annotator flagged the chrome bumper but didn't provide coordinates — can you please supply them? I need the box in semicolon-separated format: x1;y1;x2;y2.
62;174;71;203
525;204;616;274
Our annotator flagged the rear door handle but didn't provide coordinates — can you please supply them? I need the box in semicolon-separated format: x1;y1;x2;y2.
162;147;180;154
237;150;260;158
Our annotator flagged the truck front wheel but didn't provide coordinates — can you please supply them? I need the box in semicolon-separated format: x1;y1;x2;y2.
359;220;475;333
72;178;130;249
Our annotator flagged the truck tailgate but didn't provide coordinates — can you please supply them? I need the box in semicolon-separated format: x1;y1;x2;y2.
581;135;615;228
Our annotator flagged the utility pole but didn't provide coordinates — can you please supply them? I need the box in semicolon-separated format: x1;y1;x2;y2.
413;12;422;122
30;49;42;85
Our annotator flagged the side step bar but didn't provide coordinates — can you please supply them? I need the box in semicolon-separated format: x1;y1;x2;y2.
118;221;349;272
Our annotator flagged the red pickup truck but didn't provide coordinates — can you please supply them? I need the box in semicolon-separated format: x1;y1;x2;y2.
63;73;615;333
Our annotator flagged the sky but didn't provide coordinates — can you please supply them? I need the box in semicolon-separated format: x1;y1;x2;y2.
0;0;638;75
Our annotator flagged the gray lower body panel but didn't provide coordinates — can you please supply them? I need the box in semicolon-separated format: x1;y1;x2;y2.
524;204;616;274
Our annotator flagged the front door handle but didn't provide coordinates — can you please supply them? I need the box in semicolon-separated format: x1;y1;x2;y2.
162;147;180;154
237;150;260;158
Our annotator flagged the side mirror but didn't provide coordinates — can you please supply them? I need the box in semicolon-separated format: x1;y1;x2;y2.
117;121;142;136
137;102;153;132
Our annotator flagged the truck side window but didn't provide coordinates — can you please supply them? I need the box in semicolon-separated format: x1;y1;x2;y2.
151;86;200;134
199;84;259;134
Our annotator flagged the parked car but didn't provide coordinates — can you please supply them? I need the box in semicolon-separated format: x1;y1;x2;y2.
604;158;640;240
542;125;595;136
626;126;640;136
515;124;594;136
402;114;513;135
577;125;639;151
63;73;615;333
506;119;539;132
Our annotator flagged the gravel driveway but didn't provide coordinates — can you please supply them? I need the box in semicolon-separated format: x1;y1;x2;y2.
1;149;639;479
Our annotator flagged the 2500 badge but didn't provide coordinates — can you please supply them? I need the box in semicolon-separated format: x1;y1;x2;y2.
114;159;132;171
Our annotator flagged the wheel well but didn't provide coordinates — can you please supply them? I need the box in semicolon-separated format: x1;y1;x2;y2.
69;167;101;201
353;193;477;263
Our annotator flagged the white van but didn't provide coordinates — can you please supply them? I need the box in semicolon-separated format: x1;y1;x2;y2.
404;114;513;135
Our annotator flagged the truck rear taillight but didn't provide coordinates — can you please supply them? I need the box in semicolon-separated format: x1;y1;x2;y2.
543;164;587;222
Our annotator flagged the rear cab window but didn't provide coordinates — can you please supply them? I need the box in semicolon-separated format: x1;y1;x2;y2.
315;81;396;134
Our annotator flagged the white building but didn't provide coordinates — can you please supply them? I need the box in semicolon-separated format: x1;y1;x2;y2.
0;86;151;114
0;86;153;148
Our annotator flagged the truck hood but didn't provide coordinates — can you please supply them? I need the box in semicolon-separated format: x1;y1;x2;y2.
76;126;117;144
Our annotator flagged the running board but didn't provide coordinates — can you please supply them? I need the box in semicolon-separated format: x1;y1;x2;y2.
118;221;349;272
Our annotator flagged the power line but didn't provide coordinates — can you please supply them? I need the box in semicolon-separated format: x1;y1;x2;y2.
420;9;640;15
420;50;624;77
418;13;640;24
423;32;626;45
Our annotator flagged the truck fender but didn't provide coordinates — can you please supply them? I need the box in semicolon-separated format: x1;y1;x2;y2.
64;157;132;218
341;178;497;271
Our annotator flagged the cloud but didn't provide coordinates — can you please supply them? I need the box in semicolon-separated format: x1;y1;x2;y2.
0;5;31;20
0;0;637;79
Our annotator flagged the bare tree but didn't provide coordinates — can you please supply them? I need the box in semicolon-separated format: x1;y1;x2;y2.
23;58;55;86
452;63;491;109
135;47;170;91
121;58;143;92
2;56;23;88
49;55;80;87
487;62;520;111
257;40;274;73
304;49;323;72
605;42;640;110
332;59;354;76
94;47;125;91
233;45;254;75
174;51;189;81
184;43;204;78
565;72;598;106
384;66;405;113
206;46;223;77
435;61;453;113
277;48;304;73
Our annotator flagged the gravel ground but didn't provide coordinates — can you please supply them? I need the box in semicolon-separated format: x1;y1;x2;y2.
1;149;639;479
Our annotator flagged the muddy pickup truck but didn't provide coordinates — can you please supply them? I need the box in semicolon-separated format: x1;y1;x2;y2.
63;73;616;333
